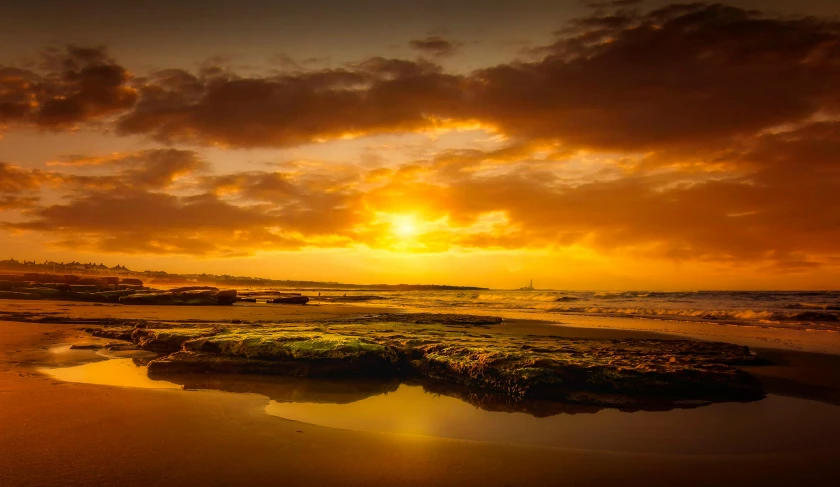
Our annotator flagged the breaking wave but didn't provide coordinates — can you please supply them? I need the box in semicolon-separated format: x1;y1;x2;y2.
350;290;840;333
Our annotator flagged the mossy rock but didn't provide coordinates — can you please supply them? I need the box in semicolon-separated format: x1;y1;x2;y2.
90;315;768;406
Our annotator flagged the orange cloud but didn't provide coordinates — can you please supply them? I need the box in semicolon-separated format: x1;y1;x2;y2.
1;3;840;276
0;162;46;210
48;149;207;190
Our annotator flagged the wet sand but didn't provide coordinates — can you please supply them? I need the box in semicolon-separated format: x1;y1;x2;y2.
2;307;840;486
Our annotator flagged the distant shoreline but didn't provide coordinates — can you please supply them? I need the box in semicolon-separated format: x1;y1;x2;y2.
0;262;488;290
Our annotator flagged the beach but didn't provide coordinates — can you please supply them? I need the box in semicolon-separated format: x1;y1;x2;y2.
1;299;839;486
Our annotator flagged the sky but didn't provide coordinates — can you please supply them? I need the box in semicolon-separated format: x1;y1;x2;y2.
2;0;840;289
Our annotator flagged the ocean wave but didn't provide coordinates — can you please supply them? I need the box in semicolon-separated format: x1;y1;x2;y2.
351;289;840;334
477;292;566;302
545;306;840;323
782;302;840;311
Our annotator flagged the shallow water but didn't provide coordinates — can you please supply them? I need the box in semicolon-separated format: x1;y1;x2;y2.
266;385;839;455
41;358;181;390
40;356;840;455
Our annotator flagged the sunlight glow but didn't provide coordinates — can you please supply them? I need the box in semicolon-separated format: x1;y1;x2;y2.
392;215;418;238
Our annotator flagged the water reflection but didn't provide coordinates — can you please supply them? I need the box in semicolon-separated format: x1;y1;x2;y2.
40;354;701;416
162;372;704;416
39;355;840;454
265;385;840;454
40;358;181;389
170;374;401;404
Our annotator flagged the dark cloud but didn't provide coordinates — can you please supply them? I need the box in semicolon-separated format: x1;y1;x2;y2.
114;4;840;152
584;0;645;9
409;37;461;57
0;46;136;129
739;121;840;184
2;5;840;155
115;58;462;147
472;3;840;152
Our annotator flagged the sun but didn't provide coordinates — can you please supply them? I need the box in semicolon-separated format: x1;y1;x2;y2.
392;215;418;238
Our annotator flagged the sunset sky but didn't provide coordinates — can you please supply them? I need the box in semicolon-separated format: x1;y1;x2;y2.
2;0;840;289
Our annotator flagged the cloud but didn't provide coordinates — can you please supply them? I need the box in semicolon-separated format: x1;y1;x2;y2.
3;122;840;269
584;0;645;8
471;4;840;153
114;4;840;153
2;4;839;156
0;194;39;211
0;46;136;130
2;3;840;273
115;58;463;148
0;162;40;192
409;37;461;57
5;156;364;254
0;162;45;210
48;149;207;190
203;166;365;235
10;190;305;255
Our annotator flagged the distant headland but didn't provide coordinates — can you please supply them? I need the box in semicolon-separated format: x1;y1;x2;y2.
0;259;487;291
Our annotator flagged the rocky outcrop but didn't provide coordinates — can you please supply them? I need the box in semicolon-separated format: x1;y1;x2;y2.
317;295;387;302
0;280;236;305
271;296;309;305
168;286;219;293
215;290;238;305
119;289;237;306
409;339;763;404
239;291;302;298
131;327;221;353
326;313;504;327
0;291;42;300
69;285;100;293
90;316;768;408
0;274;146;303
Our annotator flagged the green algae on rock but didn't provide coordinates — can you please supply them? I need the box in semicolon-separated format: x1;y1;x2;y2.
84;314;768;408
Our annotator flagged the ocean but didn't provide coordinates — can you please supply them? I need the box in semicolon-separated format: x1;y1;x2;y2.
314;290;840;332
301;289;840;355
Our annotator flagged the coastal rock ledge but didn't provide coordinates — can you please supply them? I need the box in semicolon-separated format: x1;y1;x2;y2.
89;314;768;408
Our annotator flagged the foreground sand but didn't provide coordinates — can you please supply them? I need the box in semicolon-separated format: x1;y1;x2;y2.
2;304;840;486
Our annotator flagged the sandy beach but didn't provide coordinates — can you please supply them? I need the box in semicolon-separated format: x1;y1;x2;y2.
2;301;839;487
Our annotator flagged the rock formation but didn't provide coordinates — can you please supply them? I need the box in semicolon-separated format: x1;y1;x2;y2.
87;315;768;408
